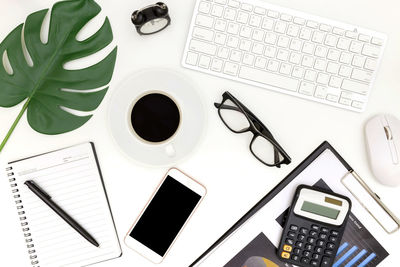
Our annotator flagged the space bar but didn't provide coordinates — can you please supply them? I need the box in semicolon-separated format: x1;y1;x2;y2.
239;66;300;92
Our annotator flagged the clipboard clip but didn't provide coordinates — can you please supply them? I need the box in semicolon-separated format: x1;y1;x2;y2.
341;170;400;234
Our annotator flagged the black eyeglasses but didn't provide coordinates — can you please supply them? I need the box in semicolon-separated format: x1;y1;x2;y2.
214;91;291;168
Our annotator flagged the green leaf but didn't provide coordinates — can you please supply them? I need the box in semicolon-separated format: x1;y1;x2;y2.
0;0;117;152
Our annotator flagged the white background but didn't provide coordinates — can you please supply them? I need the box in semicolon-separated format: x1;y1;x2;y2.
0;0;399;266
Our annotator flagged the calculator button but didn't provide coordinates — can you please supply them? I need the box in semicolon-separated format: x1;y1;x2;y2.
301;257;310;264
327;242;336;249
321;256;331;266
295;241;304;248
298;234;306;241
288;231;296;238
305;244;313;250
329;236;338;242
309;230;318;237
316;240;325;247
315;246;323;253
312;253;321;260
321;227;329;233
310;260;318;266
291;255;300;261
325;249;334;256
286;238;294;245
300;227;308;235
311;225;319;231
281;251;290;259
319;233;328;239
303;250;311;257
331;230;339;236
283;245;293;252
293;248;301;255
307;237;316;244
290;225;299;231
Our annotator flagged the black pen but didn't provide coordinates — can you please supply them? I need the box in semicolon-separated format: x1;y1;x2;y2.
24;180;99;247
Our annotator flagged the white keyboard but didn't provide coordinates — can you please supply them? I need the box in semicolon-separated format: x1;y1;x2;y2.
182;0;387;112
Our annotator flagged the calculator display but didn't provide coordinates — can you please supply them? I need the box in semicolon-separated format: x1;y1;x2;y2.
301;201;340;219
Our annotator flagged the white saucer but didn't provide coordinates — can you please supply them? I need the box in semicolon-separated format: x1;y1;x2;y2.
108;68;206;166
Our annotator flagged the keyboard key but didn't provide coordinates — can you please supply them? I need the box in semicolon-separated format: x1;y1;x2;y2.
289;52;302;64
305;244;313;250
255;56;267;68
312;31;325;43
295;241;304;248
325;35;338;47
329;76;341;88
299;28;312;40
339;52;352;64
315;46;328;57
264;32;277;44
319;233;328;240
358;34;370;42
196;14;214;27
193;27;215;41
315;246;323;253
314;59;327;71
280;63;292;75
326;94;339;102
337;38;350;50
303;250;311;257
199;55;211;68
285;238;294;245
227;22;240;34
228;0;239;8
371;37;384;46
215;19;227;31
325;249;334;256
264;46;277;58
252;43;264;54
342;79;369;94
241;3;253;11
330;230;339;236
339;65;352;77
249;15;262;28
261;18;274;30
230;50;242;62
321;256;331;267
297;234;306;241
239;26;252;38
217;47;229;58
317;73;329;84
267;10;279;18
275;21;287;34
214;32;227;45
301;55;314;68
362;44;380;58
210;58;223;72
301;257;310;264
287;24;300;37
239;66;300;91
310;260;319;266
333;27;345;35
326;242;336;249
304;70;317;82
307;237;316;244
352;100;364;109
189;40;217;55
254;6;266;15
239;39;252;51
281;251;290;259
306;20;319;29
277;36;290;48
299;82;315;96
365;58;377;71
186;52;199;65
277;49;289;60
283;244;293;252
339;97;351;106
237;11;249;24
223;62;239;75
293;248;301;255
293;17;305;25
251;29;264;42
345;30;358;39
350;41;363;53
351;69;372;83
302;42;315;54
327;62;340;74
292;66;304;78
215;0;227;4
289;39;302;51
224;8;236;20
242;53;255;65
352;55;365;68
266;60;280;71
211;5;224;17
281;14;293;22
321;227;329;233
227;36;239;47
315;86;327;99
327;49;340;61
291;255;300;261
320;24;332;32
198;2;211;14
316;239;325;247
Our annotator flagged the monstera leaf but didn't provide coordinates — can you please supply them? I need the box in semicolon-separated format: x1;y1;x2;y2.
0;0;117;152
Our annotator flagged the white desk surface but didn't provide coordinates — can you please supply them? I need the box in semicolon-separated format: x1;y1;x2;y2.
0;0;399;266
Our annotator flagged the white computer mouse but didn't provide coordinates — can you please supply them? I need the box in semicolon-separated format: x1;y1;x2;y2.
365;114;400;187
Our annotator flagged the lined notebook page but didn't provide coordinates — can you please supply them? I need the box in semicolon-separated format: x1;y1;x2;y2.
8;143;121;267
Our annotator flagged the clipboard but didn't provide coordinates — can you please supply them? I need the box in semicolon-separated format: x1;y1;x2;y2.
190;141;399;267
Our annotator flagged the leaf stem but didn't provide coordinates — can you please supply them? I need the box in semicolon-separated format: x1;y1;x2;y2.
0;99;31;153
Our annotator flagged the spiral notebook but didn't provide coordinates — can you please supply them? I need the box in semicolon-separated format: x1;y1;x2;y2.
6;143;122;267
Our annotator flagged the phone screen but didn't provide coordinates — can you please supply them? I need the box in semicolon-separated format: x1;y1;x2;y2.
129;175;201;256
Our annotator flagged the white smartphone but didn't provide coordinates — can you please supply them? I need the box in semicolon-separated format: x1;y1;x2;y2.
124;168;206;263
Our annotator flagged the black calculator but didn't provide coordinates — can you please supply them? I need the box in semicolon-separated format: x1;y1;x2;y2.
277;185;351;267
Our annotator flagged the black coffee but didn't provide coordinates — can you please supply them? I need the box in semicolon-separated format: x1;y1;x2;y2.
131;93;180;143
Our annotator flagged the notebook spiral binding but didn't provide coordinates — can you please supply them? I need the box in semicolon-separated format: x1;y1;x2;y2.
7;166;40;267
